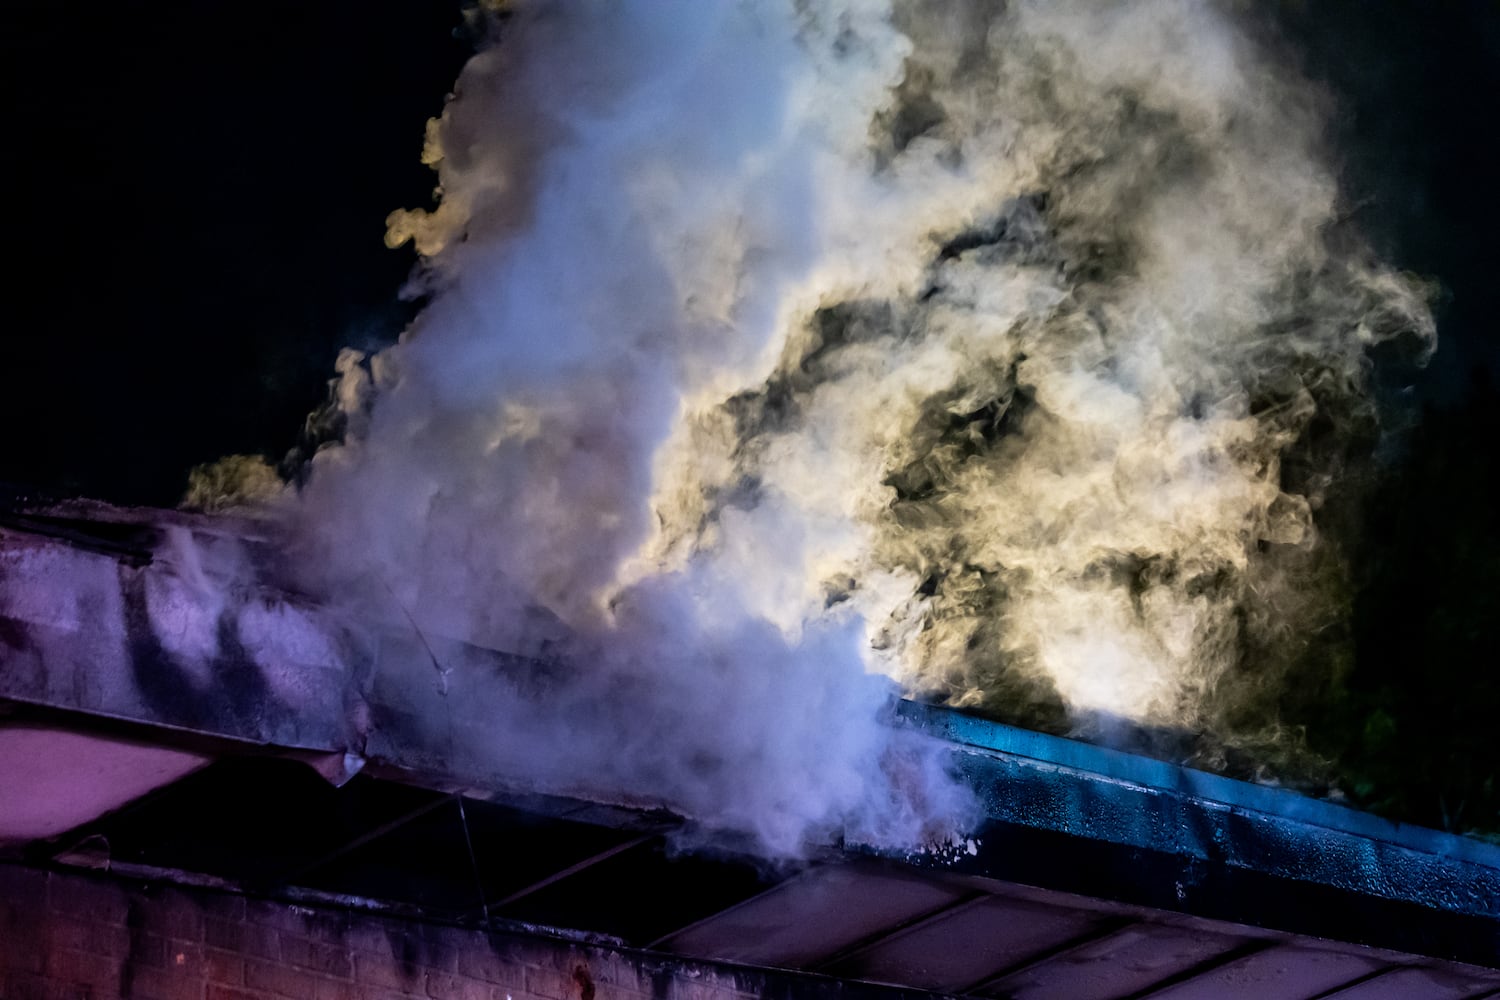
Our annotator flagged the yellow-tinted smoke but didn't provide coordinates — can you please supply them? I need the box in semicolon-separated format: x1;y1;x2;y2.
287;0;1431;852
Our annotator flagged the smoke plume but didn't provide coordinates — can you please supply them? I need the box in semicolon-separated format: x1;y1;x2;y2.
276;1;1431;854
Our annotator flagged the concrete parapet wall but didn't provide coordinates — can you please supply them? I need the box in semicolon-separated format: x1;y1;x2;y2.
0;513;354;754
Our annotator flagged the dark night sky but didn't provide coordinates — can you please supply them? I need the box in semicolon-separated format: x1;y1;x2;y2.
2;3;1498;827
2;1;472;506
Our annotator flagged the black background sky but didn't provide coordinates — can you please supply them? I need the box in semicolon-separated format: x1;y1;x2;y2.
2;2;1498;828
3;1;472;505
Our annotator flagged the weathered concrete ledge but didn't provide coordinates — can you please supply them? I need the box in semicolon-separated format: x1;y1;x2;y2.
0;502;354;752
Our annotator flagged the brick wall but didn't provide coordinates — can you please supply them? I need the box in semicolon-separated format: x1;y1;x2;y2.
0;863;894;1000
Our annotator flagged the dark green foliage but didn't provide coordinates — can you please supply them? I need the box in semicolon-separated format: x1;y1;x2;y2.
1301;373;1500;834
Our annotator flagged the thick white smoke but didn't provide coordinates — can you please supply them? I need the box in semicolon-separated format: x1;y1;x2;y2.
277;0;1431;853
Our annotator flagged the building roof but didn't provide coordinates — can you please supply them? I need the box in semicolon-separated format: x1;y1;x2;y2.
2;501;1498;997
